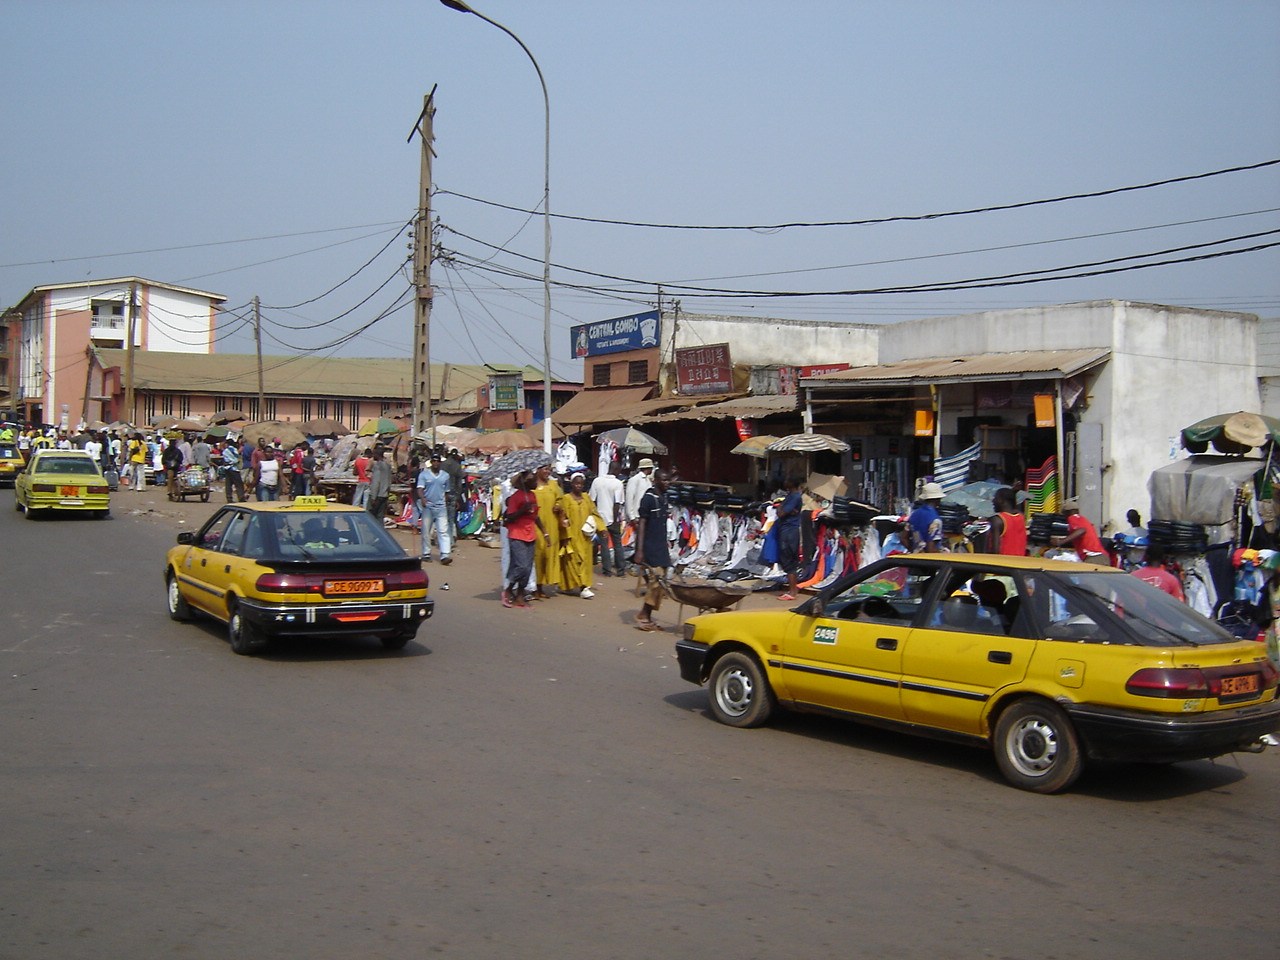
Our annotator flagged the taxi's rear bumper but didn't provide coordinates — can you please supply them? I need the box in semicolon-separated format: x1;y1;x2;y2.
1064;696;1280;762
239;596;435;639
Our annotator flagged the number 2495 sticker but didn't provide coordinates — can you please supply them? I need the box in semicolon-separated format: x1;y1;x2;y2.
814;626;839;645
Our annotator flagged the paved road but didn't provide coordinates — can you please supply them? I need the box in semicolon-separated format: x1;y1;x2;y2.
3;491;1279;959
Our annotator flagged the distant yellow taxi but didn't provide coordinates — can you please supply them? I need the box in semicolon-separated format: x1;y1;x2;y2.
0;442;25;487
164;496;433;655
14;449;111;518
676;554;1280;792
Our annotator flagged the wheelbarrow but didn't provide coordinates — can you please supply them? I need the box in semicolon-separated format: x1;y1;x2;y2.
663;577;754;620
171;466;211;502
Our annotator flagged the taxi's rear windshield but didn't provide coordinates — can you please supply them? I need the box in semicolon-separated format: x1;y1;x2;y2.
240;510;407;562
35;456;102;476
1052;570;1233;646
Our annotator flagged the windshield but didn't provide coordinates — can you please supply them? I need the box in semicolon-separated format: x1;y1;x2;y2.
1052;571;1233;646
256;510;408;562
35;456;102;476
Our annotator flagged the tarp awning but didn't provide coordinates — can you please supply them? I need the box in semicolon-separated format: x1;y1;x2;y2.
1148;455;1264;525
551;385;654;428
636;393;798;423
800;348;1110;389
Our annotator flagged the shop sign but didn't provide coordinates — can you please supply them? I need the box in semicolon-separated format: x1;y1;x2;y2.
488;374;524;411
798;363;851;378
676;343;733;395
570;310;660;358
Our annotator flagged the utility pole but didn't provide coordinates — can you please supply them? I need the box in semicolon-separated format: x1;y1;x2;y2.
124;281;137;425
253;295;265;418
410;88;437;435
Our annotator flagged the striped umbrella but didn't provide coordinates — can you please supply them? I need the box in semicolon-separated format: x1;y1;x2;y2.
766;433;850;454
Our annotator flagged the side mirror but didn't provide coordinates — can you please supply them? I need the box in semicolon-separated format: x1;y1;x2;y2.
176;531;195;545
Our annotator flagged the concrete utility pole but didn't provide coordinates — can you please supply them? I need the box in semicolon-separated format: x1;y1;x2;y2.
253;295;265;417
124;281;137;425
410;88;437;436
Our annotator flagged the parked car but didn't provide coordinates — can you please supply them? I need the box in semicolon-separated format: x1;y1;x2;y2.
164;496;434;655
14;449;110;518
676;554;1280;793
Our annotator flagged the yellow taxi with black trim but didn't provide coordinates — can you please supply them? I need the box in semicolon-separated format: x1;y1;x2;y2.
0;442;26;487
164;495;434;655
676;554;1280;793
14;449;111;517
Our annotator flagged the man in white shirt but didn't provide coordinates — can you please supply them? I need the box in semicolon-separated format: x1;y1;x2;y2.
623;458;655;571
589;463;626;576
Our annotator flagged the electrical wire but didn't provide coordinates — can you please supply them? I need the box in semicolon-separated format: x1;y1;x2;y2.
259;216;415;310
435;158;1280;232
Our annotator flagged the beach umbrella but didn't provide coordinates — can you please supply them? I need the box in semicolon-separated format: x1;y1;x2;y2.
209;408;248;424
301;417;349;437
86;419;109;431
595;425;668;455
357;417;403;437
767;433;850;454
171;418;209;433
1181;411;1280;454
730;435;780;458
470;429;542;455
476;449;553;484
150;414;179;429
203;425;230;439
241;420;306;447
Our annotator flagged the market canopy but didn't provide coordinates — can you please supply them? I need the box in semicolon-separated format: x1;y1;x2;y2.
595;426;668;455
1181;411;1280;454
730;435;780;458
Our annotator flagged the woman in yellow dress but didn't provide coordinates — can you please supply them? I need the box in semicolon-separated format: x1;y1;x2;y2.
532;463;564;598
557;472;606;599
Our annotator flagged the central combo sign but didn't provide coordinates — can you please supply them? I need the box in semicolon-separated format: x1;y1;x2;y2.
570;310;660;358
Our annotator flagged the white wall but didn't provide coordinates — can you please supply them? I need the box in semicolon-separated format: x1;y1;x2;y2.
668;312;880;367
145;287;214;353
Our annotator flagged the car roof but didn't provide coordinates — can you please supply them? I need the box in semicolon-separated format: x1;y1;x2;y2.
899;553;1123;574
219;499;365;515
31;449;95;460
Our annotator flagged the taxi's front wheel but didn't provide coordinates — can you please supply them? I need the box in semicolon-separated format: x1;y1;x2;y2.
708;651;775;728
228;604;268;656
993;698;1083;793
166;573;192;621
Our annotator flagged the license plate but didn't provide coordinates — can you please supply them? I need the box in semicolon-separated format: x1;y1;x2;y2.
60;485;80;496
324;579;383;596
1220;674;1259;698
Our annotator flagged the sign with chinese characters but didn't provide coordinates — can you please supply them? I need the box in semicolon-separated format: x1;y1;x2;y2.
675;343;733;395
570;310;660;358
488;374;524;411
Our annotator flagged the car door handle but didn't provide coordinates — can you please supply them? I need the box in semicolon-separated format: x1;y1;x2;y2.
224;565;231;573
988;650;1013;664
876;637;898;651
200;558;207;567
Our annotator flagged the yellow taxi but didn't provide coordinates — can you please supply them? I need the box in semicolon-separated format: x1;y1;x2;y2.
0;442;25;487
164;496;434;655
14;449;111;518
676;554;1280;793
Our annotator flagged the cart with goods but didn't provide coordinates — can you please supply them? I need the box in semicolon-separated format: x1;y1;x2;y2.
170;466;211;502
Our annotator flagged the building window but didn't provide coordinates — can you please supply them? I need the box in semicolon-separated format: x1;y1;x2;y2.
161;394;175;416
334;399;345;422
592;364;612;387
628;360;648;383
144;395;156;421
264;399;277;420
315;399;328;418
300;399;312;421
248;398;260;421
381;402;395;415
178;395;191;418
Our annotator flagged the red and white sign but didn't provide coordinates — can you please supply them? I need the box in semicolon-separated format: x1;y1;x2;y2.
798;363;852;378
676;343;733;395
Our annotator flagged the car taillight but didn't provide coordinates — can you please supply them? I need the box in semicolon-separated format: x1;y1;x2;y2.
87;485;108;494
386;569;428;590
32;483;57;493
1126;668;1210;699
255;573;325;594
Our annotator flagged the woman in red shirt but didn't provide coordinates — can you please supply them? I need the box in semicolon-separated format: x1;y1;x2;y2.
503;471;547;608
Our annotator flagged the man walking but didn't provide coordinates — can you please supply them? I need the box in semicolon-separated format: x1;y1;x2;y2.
633;469;672;631
589;463;626;576
367;447;392;519
416;453;453;564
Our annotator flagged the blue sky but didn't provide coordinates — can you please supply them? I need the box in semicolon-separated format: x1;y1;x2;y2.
3;0;1278;379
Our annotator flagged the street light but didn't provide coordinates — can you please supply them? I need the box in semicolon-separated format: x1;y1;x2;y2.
438;0;554;454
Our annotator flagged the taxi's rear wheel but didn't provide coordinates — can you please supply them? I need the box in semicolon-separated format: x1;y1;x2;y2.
166;573;192;621
708;651;775;728
228;604;267;656
993;698;1083;793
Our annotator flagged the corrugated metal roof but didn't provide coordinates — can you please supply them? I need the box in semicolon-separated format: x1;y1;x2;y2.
801;348;1110;387
637;393;798;423
93;349;545;403
550;384;655;427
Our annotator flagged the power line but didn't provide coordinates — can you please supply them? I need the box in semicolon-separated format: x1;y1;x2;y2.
435;157;1280;232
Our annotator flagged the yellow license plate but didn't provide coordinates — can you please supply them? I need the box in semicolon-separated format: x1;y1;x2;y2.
1220;674;1259;698
324;579;384;596
60;485;81;496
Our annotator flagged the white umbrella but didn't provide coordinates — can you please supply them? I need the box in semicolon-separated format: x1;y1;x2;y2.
766;433;850;454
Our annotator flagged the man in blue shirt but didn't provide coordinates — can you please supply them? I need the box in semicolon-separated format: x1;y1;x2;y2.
908;481;945;553
416;453;453;564
775;477;805;601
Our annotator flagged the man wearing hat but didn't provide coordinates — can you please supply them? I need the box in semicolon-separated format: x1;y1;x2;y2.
907;481;945;553
624;457;656;531
1053;498;1108;564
